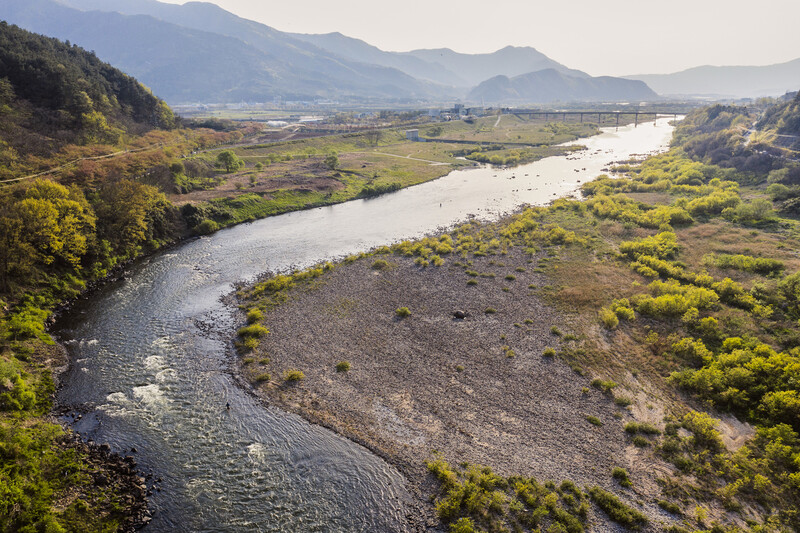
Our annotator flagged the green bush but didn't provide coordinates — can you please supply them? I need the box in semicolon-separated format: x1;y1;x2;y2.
372;259;392;270
612;467;632;488
238;324;269;338
613;396;632;407
599;307;619;329
704;253;784;275
722;198;776;225
426;458;589;533
587;487;648;529
591;379;618;393
657;499;682;515
586;415;603;426
609;299;635;321
395;307;411;318
0;373;36;411
6;306;49;341
242;336;259;351
543;347;556;357
284;370;305;382
682;411;723;451
193;219;219;235
246;308;264;324
619;232;679;259
358;182;401;198
336;361;351;372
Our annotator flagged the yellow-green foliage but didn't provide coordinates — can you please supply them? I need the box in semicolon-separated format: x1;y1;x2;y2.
619;232;679;259
586;486;648;529
247;263;333;309
670;337;713;366
672;338;800;428
630;255;696;283
237;323;269;339
635;279;719;317
704;253;784;275
722;198;777;225
686;190;740;216
426;457;589;533
710;277;768;314
284;369;305;382
246;308;264;324
587;195;692;228
599;307;619;329
609;299;635;321
0;357;37;412
657;410;800;528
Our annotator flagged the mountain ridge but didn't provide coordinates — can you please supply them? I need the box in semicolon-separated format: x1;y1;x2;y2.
626;58;800;98
3;0;659;105
469;69;657;104
2;0;443;102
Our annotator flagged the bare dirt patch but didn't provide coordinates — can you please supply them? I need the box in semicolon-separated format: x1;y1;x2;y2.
240;250;681;531
168;159;344;205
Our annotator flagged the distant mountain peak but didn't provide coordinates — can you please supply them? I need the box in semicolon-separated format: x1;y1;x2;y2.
469;68;657;105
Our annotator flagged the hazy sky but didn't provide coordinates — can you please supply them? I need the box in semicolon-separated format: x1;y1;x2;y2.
161;0;799;76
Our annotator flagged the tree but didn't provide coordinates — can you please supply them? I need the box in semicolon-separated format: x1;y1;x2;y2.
95;180;173;257
216;150;244;173
324;151;339;170
364;129;383;146
169;161;184;175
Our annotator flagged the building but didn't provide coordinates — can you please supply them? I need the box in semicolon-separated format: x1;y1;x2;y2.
406;129;421;142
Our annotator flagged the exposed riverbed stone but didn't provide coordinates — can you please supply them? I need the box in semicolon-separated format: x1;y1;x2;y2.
241;249;674;531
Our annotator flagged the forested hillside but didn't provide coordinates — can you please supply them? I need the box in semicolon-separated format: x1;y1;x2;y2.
758;92;800;151
0;26;248;532
0;21;175;162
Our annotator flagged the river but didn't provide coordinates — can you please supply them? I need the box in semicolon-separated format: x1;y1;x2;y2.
56;119;676;532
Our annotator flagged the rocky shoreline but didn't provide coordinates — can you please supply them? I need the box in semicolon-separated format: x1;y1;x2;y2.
45;244;186;531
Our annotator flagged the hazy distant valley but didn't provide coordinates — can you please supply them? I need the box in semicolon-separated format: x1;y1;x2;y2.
1;0;797;104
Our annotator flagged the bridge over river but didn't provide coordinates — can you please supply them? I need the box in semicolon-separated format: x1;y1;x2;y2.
503;108;691;127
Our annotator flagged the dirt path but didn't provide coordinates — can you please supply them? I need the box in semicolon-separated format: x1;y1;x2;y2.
352;151;451;165
0;145;163;184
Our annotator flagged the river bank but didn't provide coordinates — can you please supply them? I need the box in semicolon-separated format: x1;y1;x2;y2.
237;233;680;531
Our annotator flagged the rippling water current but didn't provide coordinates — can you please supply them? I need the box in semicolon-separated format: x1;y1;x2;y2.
56;120;675;532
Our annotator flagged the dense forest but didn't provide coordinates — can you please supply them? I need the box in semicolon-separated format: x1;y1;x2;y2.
0;21;176;168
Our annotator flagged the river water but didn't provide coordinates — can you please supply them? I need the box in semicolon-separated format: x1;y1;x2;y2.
56;119;675;532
